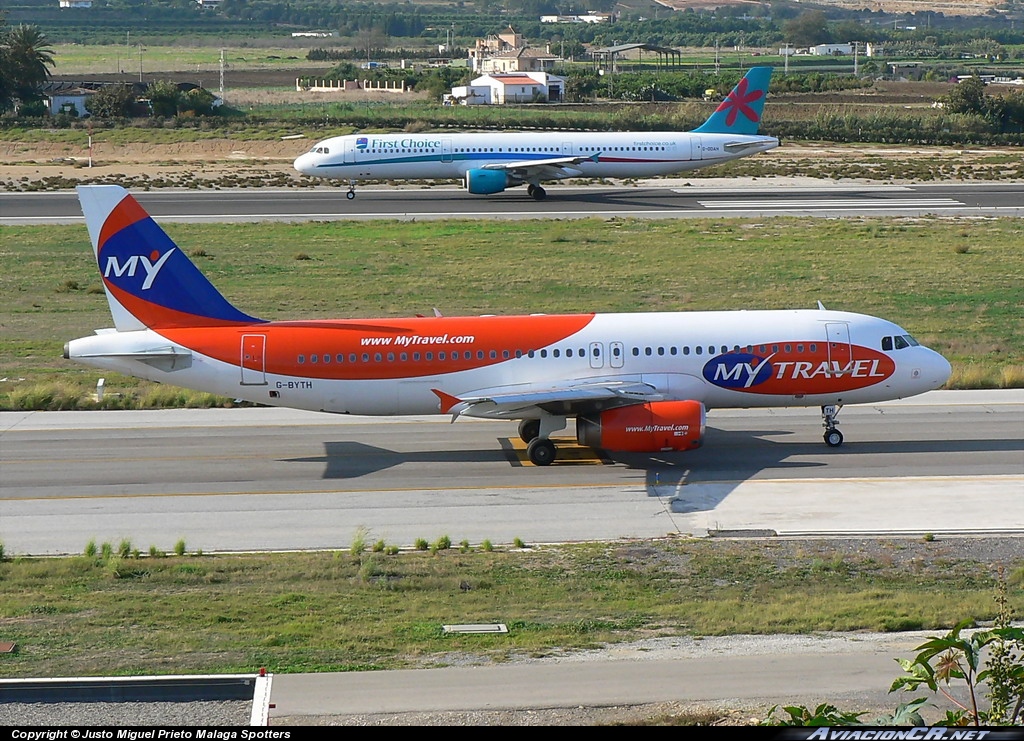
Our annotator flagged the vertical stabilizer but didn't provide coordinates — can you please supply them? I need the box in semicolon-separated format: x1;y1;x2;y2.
692;66;773;136
77;185;264;331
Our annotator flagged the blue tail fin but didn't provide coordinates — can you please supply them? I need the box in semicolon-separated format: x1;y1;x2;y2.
77;185;264;331
692;67;772;136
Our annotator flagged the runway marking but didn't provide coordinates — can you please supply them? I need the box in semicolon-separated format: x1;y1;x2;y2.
502;437;612;467
697;198;964;209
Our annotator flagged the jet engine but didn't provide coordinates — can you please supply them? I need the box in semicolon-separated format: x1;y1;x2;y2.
576;400;706;453
465;169;510;195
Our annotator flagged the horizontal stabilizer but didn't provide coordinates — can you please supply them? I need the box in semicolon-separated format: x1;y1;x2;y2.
65;343;193;372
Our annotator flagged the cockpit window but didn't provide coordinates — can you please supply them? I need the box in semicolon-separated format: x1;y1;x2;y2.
884;334;920;351
311;146;330;154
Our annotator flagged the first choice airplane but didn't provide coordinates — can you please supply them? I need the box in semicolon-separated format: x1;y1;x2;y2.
293;66;780;201
66;185;952;466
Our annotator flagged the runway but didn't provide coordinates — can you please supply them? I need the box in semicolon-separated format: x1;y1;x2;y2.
3;182;1024;224
2;390;1021;557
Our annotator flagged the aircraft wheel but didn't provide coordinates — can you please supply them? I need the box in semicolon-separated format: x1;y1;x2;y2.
346;191;356;200
526;184;536;197
527;438;556;466
518;418;541;444
824;429;844;448
531;186;547;201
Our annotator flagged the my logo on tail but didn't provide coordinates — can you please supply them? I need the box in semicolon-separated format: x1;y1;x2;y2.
104;249;176;290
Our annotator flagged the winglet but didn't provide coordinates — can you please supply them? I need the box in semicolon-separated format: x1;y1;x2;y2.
692;67;772;136
431;388;463;418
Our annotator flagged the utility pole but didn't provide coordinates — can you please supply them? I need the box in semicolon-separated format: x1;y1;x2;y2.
138;44;143;83
220;49;225;104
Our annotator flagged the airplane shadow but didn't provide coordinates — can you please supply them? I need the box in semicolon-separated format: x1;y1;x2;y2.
277;429;1021;520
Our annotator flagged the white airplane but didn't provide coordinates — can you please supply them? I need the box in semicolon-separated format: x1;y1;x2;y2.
66;185;952;466
293;66;780;201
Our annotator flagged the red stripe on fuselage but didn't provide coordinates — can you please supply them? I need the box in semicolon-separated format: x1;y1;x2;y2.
159;314;595;380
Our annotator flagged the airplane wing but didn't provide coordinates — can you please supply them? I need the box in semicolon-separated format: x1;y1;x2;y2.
432;378;661;422
481;152;600;183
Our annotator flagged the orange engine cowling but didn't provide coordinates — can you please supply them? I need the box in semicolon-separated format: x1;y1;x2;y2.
576;400;706;453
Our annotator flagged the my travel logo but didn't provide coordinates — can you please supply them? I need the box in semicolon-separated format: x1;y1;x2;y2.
703;347;895;394
103;248;176;290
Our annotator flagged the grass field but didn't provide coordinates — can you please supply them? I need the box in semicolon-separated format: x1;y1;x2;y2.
0;537;1020;679
2;215;1022;410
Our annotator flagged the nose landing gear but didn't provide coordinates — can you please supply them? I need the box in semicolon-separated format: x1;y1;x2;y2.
822;404;844;447
346;180;357;200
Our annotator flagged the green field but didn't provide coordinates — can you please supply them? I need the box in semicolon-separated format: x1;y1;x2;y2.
2;215;1022;410
0;537;1020;682
48;43;329;78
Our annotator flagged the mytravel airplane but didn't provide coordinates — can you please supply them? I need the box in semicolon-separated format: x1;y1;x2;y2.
293;66;780;201
66;185;951;466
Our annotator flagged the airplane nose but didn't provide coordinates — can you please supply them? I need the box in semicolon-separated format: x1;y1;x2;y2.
935;352;953;387
921;349;952;389
293;153;313;175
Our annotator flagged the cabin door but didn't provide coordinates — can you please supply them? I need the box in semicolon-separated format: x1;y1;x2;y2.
240;334;267;386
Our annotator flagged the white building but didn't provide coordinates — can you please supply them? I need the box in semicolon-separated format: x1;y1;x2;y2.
46;87;95;117
450;72;564;105
810;44;853;56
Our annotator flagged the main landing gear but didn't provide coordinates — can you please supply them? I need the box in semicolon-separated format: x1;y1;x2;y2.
518;416;563;466
526;184;547;201
821;404;844;447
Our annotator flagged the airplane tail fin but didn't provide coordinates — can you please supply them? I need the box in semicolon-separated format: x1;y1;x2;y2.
692;66;772;136
77;185;264;332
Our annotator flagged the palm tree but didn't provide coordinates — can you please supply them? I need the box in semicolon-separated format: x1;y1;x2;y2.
3;24;56;107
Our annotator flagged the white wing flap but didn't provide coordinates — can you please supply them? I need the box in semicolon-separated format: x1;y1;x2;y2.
443;379;661;421
480;153;599;182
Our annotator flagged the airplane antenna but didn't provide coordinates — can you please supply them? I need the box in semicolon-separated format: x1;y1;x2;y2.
817;301;827;310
